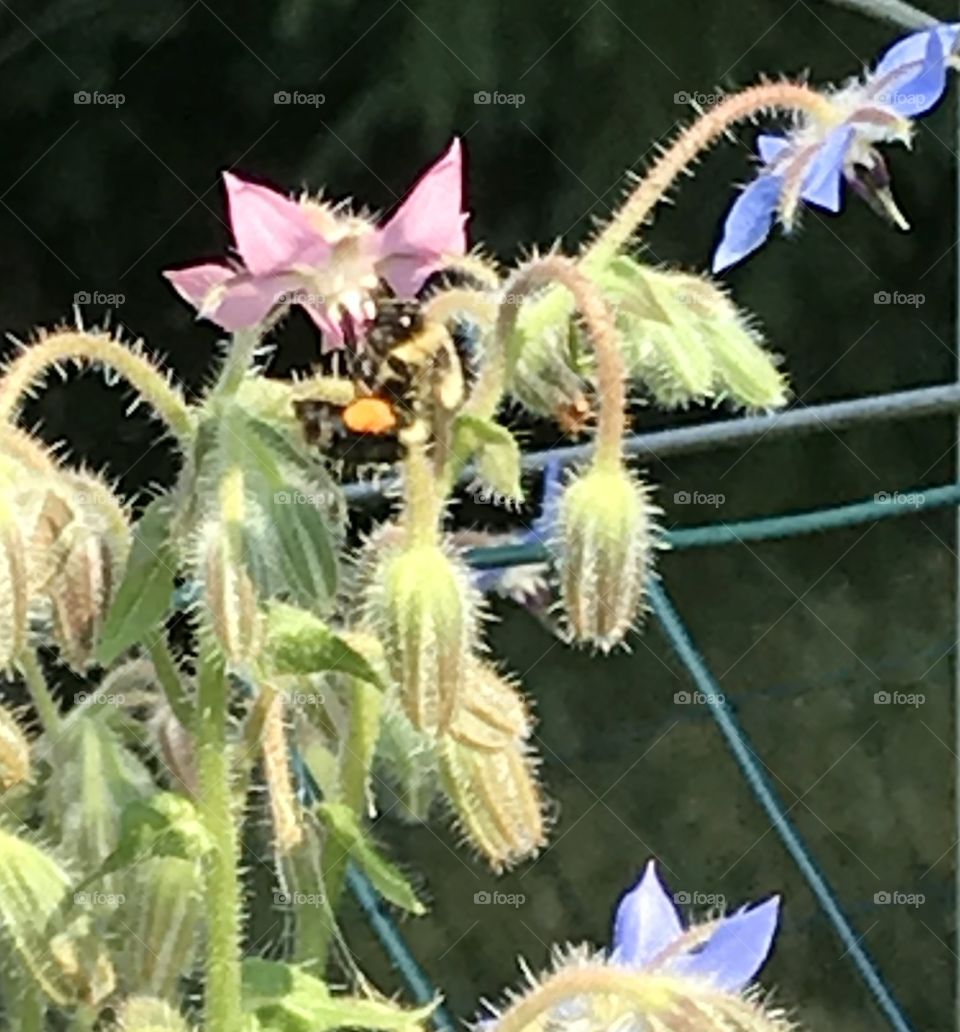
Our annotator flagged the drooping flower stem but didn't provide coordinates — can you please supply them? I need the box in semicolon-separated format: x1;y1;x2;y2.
490;255;626;470
195;648;243;1032
17;648;60;734
0;330;194;442
402;438;442;545
584;81;838;267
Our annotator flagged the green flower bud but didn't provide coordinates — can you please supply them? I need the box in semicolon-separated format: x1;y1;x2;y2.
0;500;28;671
116;856;203;1001
116;995;195;1032
439;736;546;872
557;464;659;652
48;528;114;670
0;703;30;791
48;912;116;1008
0;826;78;1004
448;660;531;752
361;536;480;736
200;519;262;666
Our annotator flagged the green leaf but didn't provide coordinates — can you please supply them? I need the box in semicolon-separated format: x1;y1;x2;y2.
317;803;425;915
222;410;341;608
452;414;523;503
44;711;154;870
269;486;339;607
98;793;215;878
242;959;434;1032
263;603;383;688
96;497;177;665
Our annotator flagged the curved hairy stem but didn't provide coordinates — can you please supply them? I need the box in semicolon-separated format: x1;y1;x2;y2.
401;437;442;545
492;255;626;469
584;81;837;266
0;330;194;442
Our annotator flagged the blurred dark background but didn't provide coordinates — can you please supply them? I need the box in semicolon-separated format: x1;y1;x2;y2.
0;0;955;1028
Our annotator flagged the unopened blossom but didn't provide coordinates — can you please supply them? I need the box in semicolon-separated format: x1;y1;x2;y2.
714;22;960;272
613;859;780;990
164;137;468;347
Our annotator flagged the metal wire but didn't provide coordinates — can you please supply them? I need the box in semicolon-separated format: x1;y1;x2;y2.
343;382;960;503
648;581;913;1032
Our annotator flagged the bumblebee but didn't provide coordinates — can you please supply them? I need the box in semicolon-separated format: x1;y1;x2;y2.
293;289;474;471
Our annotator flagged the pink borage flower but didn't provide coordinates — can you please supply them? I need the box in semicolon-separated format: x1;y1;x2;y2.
164;137;468;348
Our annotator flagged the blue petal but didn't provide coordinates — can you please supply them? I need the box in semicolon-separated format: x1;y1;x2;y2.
516;457;563;547
712;173;783;273
668;895;781;991
872;23;958;116
611;860;684;967
756;134;789;166
800;125;854;212
874;22;958;79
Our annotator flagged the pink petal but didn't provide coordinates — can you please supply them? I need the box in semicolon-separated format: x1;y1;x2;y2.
164;262;234;309
223;171;331;277
164;263;299;330
377;137;469;295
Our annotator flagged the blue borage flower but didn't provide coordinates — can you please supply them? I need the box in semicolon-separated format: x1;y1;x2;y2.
613;860;780;990
713;22;960;272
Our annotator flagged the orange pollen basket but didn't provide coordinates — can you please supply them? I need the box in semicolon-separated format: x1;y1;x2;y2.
342;397;398;434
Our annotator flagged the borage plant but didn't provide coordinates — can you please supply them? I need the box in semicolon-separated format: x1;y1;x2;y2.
0;18;954;1032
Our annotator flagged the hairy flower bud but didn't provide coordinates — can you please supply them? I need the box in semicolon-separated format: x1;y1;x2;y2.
0;826;80;1005
362;537;479;735
117;856;204;1001
0;502;28;670
0;704;30;791
49;529;114;670
556;464;659;651
200;520;262;665
448;660;531;751
439;737;546;871
116;995;195;1032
